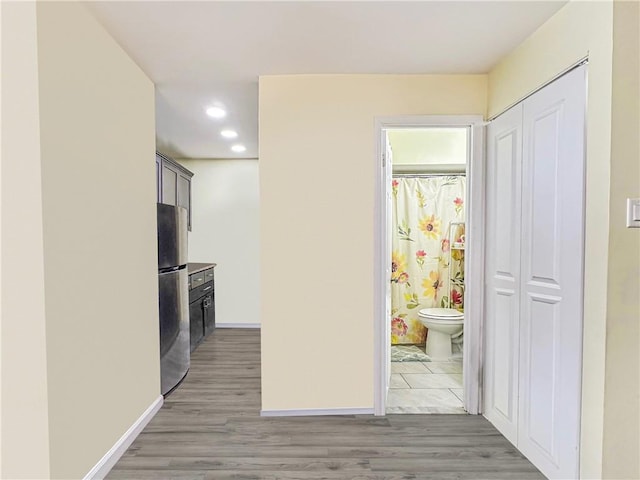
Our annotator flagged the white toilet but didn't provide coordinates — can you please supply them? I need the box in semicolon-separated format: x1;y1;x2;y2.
418;307;464;361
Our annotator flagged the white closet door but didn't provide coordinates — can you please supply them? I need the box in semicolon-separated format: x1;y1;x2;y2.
484;104;523;445
517;65;586;479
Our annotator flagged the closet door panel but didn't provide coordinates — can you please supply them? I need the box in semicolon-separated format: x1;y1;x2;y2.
483;104;523;445
495;134;517;275
525;296;559;451
529;107;562;281
492;290;518;416
518;65;586;480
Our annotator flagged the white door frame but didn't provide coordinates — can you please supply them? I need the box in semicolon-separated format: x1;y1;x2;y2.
373;115;485;415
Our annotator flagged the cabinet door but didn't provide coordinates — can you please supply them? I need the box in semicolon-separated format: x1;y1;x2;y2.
204;293;215;336
157;153;193;228
189;299;204;352
177;172;191;230
162;163;177;206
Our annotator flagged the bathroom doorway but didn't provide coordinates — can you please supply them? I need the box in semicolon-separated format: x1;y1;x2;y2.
373;116;485;416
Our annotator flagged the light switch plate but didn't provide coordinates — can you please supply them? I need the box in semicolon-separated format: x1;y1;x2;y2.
627;198;640;228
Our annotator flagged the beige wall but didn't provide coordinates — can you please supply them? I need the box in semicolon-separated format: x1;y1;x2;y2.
602;1;640;478
177;158;261;326
0;0;2;469
259;75;486;411
36;3;160;477
1;2;2;471
0;3;51;478
2;3;160;478
487;1;634;477
388;129;467;166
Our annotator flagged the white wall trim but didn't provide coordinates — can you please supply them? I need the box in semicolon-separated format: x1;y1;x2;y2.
83;395;163;480
373;118;388;416
375;115;485;128
261;407;374;417
373;115;485;416
216;323;261;329
464;123;486;415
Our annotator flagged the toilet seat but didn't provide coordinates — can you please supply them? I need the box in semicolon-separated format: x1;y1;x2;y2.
418;307;464;320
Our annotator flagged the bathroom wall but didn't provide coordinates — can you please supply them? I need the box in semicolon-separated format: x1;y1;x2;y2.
388;129;467;166
259;74;487;412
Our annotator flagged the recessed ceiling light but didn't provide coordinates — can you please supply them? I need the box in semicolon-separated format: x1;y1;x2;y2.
206;106;226;119
221;129;238;139
231;144;246;153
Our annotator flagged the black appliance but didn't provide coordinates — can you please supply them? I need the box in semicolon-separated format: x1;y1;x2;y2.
157;203;190;396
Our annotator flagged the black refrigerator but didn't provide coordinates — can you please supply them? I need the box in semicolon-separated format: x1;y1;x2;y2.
157;203;190;396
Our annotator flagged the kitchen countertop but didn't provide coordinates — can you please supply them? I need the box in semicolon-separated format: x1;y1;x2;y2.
187;262;217;275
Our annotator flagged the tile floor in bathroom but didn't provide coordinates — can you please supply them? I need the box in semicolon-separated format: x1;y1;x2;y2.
386;358;466;414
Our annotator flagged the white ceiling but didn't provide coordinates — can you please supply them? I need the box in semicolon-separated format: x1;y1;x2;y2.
87;1;567;159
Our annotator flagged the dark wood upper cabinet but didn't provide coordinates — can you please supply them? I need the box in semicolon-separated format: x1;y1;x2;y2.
156;152;194;231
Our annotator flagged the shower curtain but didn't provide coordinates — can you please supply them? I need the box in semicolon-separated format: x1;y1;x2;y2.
391;175;466;345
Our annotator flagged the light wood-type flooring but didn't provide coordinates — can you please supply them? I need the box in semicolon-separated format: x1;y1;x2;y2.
107;329;545;480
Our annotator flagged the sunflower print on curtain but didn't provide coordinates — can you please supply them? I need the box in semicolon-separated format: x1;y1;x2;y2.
391;176;466;345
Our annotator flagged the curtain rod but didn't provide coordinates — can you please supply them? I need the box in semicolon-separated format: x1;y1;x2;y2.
392;163;466;174
393;173;466;178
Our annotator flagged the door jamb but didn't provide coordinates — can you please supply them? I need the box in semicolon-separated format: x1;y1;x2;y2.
373;115;485;416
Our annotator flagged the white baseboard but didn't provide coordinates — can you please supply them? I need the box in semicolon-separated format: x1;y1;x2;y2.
83;395;163;480
216;323;260;329
261;407;374;417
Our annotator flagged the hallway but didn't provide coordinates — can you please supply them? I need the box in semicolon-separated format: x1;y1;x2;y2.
107;329;544;479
